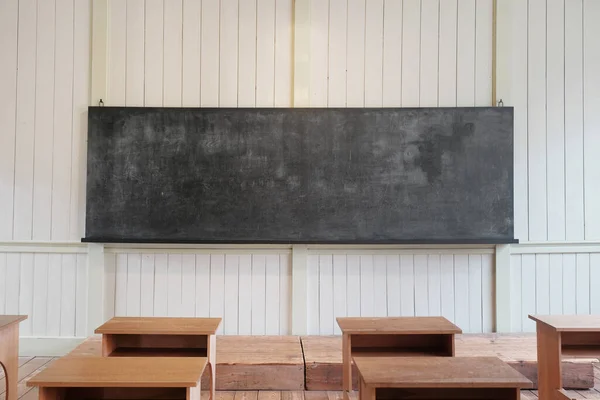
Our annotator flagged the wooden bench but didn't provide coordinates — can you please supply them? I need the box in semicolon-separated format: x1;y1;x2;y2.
0;315;27;400
529;314;600;400
26;356;206;400
94;317;221;400
336;316;462;399
353;355;532;400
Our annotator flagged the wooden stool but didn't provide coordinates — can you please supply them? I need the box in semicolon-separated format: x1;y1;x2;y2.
354;355;532;400
336;316;461;400
0;315;27;400
27;356;206;400
95;317;221;400
529;314;600;400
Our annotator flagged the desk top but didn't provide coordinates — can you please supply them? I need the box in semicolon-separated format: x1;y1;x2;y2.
528;315;600;332
353;356;532;388
336;317;462;335
0;315;27;330
27;357;207;388
95;317;222;335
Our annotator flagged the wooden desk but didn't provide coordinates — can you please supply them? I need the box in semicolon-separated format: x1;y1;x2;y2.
95;317;221;400
529;314;600;400
353;355;532;400
0;315;27;400
26;356;206;400
336;316;462;399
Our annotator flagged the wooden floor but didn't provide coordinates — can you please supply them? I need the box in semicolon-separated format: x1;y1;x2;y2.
1;357;600;400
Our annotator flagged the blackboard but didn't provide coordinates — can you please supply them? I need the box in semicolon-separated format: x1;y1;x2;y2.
83;107;515;244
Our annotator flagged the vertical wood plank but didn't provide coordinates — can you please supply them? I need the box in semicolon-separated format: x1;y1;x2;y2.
510;255;522;332
125;0;144;106
521;254;537;332
5;254;20;315
438;0;457;106
0;0;19;240
346;0;366;107
481;254;493;332
562;254;577;315
257;0;276;106
309;0;328;107
576;254;590;314
60;254;76;336
328;0;347;107
467;255;482;333
546;0;566;241
71;0;91;240
219;0;238;107
18;254;34;335
360;255;374;317
104;253;116;321
440;255;455;323
346;255;361;317
274;0;293;107
332;255;347;333
182;0;201;107
75;254;87;336
456;0;475;106
590;255;600;313
163;0;183;106
153;253;168;316
167;254;183;317
238;0;257;107
181;254;196;317
279;253;291;334
107;0;126;104
210;254;226;334
115;254;127;316
195;254;210;317
238;255;252;334
453;255;469;331
535;254;550;315
224;255;239;334
382;0;402;106
0;254;6;313
364;0;384;107
549;254;563;314
126;254;142;316
427;255;441;316
474;0;492;106
583;0;600;239
373;255;387;317
265;254;280;335
419;0;439;106
201;0;220;106
46;254;62;335
145;0;164;107
400;255;415;316
140;254;155;316
564;0;584;241
13;0;37;240
528;0;548;241
401;0;420;106
386;255;400;316
32;0;55;241
23;254;43;333
251;255;266;335
413;255;428;316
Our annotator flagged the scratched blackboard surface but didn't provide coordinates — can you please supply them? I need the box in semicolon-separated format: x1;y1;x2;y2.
83;107;515;244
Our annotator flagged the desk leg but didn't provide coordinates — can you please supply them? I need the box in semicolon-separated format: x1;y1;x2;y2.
536;323;561;400
358;376;374;400
342;333;352;400
187;380;202;400
207;334;216;400
0;324;19;400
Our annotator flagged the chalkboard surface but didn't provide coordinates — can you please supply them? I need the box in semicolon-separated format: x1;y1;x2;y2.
84;107;515;244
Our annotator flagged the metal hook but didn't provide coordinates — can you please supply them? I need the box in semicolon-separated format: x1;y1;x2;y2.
99;99;104;107
497;99;504;107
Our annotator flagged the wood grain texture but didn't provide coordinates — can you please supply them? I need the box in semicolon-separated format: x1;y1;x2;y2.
336;317;462;335
528;315;600;332
95;317;222;335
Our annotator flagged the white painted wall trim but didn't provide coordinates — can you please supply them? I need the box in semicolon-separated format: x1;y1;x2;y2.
19;337;86;357
495;244;511;332
511;242;600;254
87;243;105;335
291;244;308;335
0;242;87;253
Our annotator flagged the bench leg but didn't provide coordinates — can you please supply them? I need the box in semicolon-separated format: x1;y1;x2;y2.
358;376;374;400
0;324;19;400
207;334;216;400
536;323;561;400
343;333;351;400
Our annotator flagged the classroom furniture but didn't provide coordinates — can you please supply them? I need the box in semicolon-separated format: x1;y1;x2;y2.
95;317;221;400
529;314;600;400
336;316;462;399
353;355;532;400
0;315;27;400
26;356;206;400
